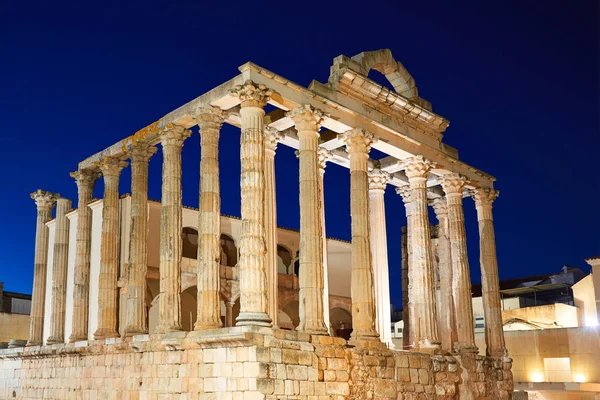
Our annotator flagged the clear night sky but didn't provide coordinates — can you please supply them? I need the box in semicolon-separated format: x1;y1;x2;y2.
1;1;598;310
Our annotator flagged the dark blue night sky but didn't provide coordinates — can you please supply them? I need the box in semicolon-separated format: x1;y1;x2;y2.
1;0;598;310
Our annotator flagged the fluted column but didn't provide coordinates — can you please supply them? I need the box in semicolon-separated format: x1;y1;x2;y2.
401;156;440;351
157;125;191;333
397;187;412;349
124;143;157;336
69;170;100;342
27;190;58;346
368;169;393;346
471;188;505;357
194;107;224;330
231;80;272;327
94;156;128;340
440;174;477;353
47;197;72;344
288;104;328;334
318;148;332;333
430;197;457;352
264;127;281;327
342;129;378;341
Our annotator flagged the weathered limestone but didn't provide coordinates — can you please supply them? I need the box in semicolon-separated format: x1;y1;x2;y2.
157;125;191;333
430;197;457;352
94;156;128;340
342;128;379;341
68;169;100;342
368;169;393;346
194;106;225;330
317;148;332;333
288;104;328;334
27;190;58;346
440;173;477;353
264;127;281;327
397;186;412;349
471;187;506;357
46;197;72;344
124;143;157;336
401;156;440;351
231;80;272;327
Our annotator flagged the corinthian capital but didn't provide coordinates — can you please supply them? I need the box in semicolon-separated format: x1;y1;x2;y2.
97;156;128;177
130;143;158;164
401;156;435;180
70;169;101;188
395;185;411;204
265;127;282;152
194;106;224;131
231;80;272;108
317;148;333;170
286;104;327;131
339;128;376;154
30;189;59;210
440;173;467;196
159;124;192;147
429;197;448;218
368;169;390;191
470;187;499;208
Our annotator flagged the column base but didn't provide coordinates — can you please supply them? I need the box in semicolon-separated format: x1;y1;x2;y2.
350;329;380;343
93;328;120;340
123;327;149;337
194;320;223;331
156;325;183;334
26;339;42;347
297;321;329;336
68;333;88;343
452;342;479;354
46;337;65;345
236;312;272;327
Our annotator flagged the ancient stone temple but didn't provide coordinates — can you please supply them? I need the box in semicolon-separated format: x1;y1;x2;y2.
0;50;513;399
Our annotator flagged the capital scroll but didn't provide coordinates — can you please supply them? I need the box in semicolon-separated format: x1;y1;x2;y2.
129;143;158;164
368;169;390;191
429;197;448;218
97;156;128;177
265;127;282;152
339;128;376;154
401;156;435;180
286;104;327;132
395;185;411;205
30;189;59;210
70;169;101;188
470;187;499;208
194;106;225;131
159;124;192;148
440;173;468;196
317;148;333;170
231;80;272;108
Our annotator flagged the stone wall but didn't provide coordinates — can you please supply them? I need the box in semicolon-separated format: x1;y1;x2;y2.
0;327;512;400
0;313;30;342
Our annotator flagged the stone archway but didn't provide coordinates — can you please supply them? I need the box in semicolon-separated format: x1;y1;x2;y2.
280;301;300;330
329;307;352;340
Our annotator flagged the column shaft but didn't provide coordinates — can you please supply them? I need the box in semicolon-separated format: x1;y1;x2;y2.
288;105;327;334
232;81;272;326
318;148;332;333
472;188;505;357
158;125;191;333
441;174;477;353
124;144;156;336
27;190;58;346
264;128;280;327
47;197;72;344
397;187;413;349
402;156;440;350
342;129;378;341
195;108;224;330
94;157;127;340
69;170;99;342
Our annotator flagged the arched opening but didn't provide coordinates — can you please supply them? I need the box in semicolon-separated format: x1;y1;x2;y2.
277;244;292;274
180;286;197;331
182;227;198;259
280;301;300;330
330;307;352;340
220;234;237;267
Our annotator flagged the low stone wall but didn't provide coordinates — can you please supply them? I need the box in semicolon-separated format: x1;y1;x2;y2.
0;327;512;400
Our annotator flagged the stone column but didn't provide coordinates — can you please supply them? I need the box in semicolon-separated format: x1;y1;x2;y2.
194;106;224;330
430;197;457;352
157;124;191;333
317;148;332;333
368;169;393;346
440;173;477;353
264;127;281;327
401;156;440;351
124;143;157;336
27;190;58;346
397;187;412;349
288;104;328;334
47;197;72;344
471;187;505;357
69;170;100;342
225;301;234;327
231;80;272;327
342;128;379;341
94;156;128;340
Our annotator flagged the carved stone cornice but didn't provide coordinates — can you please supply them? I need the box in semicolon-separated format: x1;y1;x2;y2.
340;128;376;154
231;80;272;108
70;169;101;188
470;187;499;208
129;143;158;165
429;197;448;218
368;169;390;191
264;127;282;152
194;106;225;131
395;185;411;205
440;173;467;196
97;156;128;177
401;156;435;180
30;189;59;210
286;104;326;131
159;124;192;148
317;148;333;170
